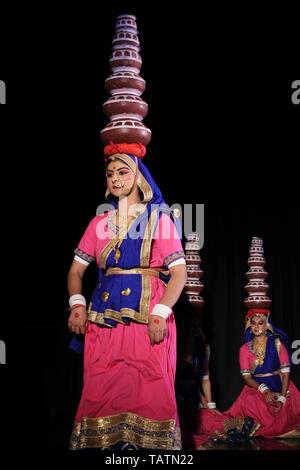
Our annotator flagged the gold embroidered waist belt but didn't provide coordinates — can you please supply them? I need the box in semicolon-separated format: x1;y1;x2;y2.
105;267;168;278
253;370;280;377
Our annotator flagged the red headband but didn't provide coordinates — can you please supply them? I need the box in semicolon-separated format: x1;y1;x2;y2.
104;141;146;159
244;309;270;324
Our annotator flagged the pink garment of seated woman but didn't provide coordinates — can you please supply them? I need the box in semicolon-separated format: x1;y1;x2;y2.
180;338;300;449
70;212;184;450
225;340;300;439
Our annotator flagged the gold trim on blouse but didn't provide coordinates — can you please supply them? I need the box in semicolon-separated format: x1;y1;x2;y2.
87;274;152;326
140;208;159;267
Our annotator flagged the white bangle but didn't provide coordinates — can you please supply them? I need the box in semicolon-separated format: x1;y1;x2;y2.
277;395;286;404
207;402;216;409
258;383;269;393
150;303;172;320
69;294;86;308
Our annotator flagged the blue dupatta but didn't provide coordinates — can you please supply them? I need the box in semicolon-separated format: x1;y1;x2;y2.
247;336;283;392
243;318;292;393
69;154;183;352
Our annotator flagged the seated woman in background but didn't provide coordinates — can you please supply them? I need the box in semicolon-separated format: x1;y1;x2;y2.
225;309;300;439
176;315;258;449
177;310;300;449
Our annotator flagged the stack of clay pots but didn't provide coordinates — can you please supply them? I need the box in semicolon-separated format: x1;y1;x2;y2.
100;14;152;147
244;236;272;310
183;234;205;314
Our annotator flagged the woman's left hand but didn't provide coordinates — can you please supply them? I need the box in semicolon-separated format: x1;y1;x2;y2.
273;396;284;413
148;315;167;345
274;402;283;413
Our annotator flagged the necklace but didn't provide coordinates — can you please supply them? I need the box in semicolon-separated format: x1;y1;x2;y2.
254;337;267;365
109;210;132;264
108;206;144;264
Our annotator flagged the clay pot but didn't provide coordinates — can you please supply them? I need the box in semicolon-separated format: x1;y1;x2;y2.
249;246;264;256
100;119;152;145
112;31;140;51
248;256;265;267
185;254;201;266
186;295;205;309
184;280;204;295
244;281;269;294
186;267;203;279
244;295;272;309
115;14;137;32
251;237;263;246
103;93;148;121
109;49;142;74
186;234;199;243
185;242;201;253
246;267;268;280
105;72;146;96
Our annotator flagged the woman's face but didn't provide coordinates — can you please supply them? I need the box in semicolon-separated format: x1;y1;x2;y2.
106;160;136;198
250;315;267;337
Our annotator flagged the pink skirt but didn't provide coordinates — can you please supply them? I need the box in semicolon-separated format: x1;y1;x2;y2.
178;402;260;450
225;380;300;438
69;276;181;450
179;381;300;449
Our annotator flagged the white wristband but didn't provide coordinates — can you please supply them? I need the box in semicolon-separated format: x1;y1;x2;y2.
69;294;86;308
258;383;269;393
150;303;172;320
277;395;286;404
207;402;216;409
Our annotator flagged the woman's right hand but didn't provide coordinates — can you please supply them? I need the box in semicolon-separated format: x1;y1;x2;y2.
263;389;277;406
68;306;88;335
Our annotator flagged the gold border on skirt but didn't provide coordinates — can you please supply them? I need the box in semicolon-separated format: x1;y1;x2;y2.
69;412;180;450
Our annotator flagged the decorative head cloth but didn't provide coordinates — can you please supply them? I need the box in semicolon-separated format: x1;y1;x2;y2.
243;237;289;347
100;14;151;158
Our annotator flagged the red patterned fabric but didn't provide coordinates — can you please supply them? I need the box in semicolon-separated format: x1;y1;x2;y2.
104;141;146;158
244;308;270;324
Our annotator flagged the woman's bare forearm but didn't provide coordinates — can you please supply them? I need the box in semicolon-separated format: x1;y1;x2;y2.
201;379;212;403
158;265;187;309
67;260;88;297
67;271;83;297
243;375;260;389
281;373;290;396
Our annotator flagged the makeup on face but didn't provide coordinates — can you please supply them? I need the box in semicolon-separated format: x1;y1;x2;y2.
106;162;135;191
106;167;132;180
250;316;267;335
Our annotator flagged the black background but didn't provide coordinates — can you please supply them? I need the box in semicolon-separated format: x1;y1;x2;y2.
0;2;299;451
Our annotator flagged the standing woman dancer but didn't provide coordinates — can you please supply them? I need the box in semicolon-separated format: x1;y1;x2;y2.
67;14;187;451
